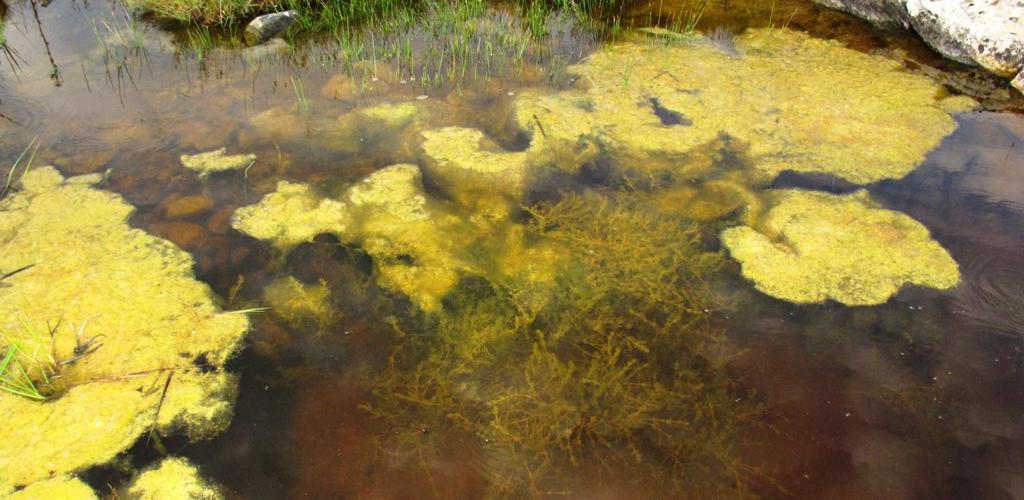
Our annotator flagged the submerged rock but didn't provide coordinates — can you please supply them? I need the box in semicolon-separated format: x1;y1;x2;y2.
248;106;307;143
244;10;298;46
0;168;248;491
127;457;223;499
720;189;959;305
513;28;967;184
241;37;291;62
249;102;422;154
163;193;215;219
325;102;422;153
180;148;256;178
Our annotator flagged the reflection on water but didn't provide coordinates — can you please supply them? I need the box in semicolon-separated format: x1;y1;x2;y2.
2;0;1024;497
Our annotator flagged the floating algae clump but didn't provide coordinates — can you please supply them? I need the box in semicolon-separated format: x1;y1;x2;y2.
721;189;960;305
420;127;537;204
514;28;968;184
263;276;337;332
366;193;760;497
418;125;582;207
232;165;466;311
8;476;96;499
232;181;348;249
342;164;467;311
0;168;248;491
126;457;223;500
233;164;562;312
180;148;256;178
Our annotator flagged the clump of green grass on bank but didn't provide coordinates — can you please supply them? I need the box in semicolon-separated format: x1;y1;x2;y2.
305;0;602;91
126;0;625;29
127;0;282;25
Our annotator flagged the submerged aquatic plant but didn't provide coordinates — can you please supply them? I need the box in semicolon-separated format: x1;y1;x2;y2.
364;192;763;496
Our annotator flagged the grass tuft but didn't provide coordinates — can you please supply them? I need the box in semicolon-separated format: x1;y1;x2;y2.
1;138;40;202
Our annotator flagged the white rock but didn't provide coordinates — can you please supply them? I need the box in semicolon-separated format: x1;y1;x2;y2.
905;0;1024;77
813;0;1024;79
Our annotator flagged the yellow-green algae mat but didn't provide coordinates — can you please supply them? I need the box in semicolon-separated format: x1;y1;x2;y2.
233;164;561;312
0;168;248;492
126;457;223;499
512;28;973;184
721;190;960;305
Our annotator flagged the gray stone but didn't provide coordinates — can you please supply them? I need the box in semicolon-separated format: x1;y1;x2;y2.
244;11;298;45
813;0;910;28
1013;71;1024;94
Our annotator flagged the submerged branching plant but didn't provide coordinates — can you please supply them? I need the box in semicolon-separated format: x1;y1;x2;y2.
364;191;764;497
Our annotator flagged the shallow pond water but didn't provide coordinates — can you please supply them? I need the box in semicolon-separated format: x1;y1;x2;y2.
2;0;1024;498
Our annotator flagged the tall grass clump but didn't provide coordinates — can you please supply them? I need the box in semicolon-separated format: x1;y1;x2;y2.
127;0;281;25
0;317;63;401
1;138;39;202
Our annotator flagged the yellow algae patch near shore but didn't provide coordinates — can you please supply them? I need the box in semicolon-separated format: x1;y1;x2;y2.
180;148;256;178
0;167;248;490
720;189;959;305
514;28;968;184
8;476;97;500
127;457;223;500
